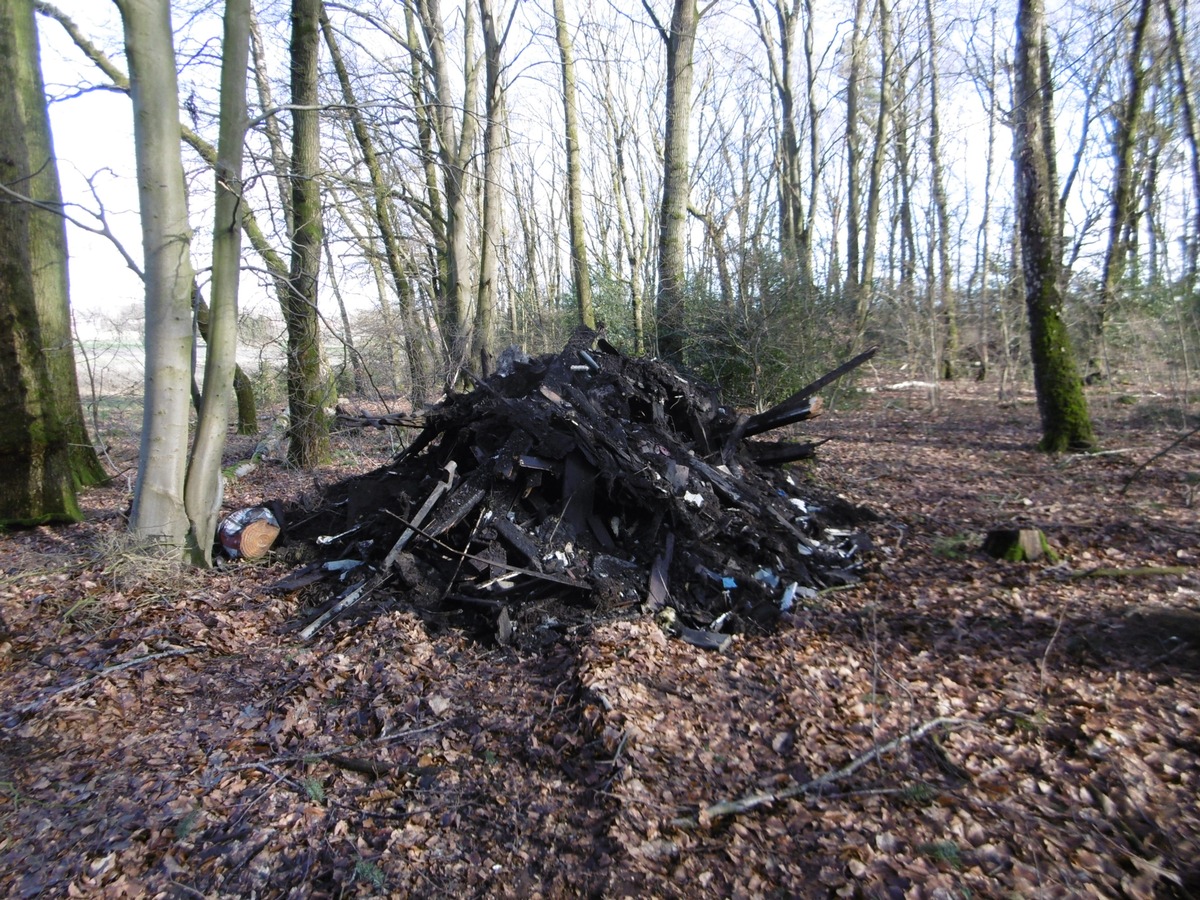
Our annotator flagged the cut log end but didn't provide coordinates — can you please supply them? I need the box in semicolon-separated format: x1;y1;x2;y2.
237;520;281;559
983;528;1058;563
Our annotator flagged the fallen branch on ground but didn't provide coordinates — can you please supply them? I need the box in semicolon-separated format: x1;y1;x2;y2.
9;646;195;719
669;716;971;830
1068;565;1193;579
1120;423;1200;495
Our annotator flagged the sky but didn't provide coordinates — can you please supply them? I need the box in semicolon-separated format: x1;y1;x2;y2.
38;2;147;329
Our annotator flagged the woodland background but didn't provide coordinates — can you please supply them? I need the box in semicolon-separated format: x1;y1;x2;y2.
36;0;1200;427
2;1;1200;895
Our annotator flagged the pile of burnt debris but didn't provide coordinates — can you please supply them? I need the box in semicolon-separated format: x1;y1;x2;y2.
279;328;878;650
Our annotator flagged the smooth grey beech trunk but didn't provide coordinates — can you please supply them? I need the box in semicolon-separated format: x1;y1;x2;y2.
648;0;700;365
554;0;595;332
184;0;251;565
118;0;196;550
119;0;252;561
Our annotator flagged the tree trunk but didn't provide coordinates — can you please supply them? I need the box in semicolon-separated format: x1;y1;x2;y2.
1163;0;1200;293
648;0;700;365
38;0;292;439
249;5;293;238
415;0;479;378
0;0;81;525
406;1;448;342
321;6;428;402
475;0;507;366
1012;0;1095;452
285;0;329;467
322;235;367;396
117;0;195;548
1096;0;1153;350
184;0;251;565
750;0;813;296
13;0;106;493
0;0;103;526
856;0;890;338
843;0;868;311
925;0;956;379
554;0;595;329
972;8;999;383
599;57;648;354
192;287;257;435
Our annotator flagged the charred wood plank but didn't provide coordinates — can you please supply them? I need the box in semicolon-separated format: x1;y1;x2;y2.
300;572;384;641
647;532;675;610
562;452;597;534
745;438;830;466
383;461;457;569
492;515;543;569
741;347;877;438
422;474;488;538
678;625;732;652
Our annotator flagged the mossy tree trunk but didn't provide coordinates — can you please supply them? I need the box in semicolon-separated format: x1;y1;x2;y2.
285;0;329;468
0;0;81;524
1012;0;1095;452
1;0;103;521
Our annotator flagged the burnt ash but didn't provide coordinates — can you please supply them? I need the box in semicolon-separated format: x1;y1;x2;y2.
282;329;875;647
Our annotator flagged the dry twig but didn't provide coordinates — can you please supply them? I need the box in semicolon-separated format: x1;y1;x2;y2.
670;716;971;830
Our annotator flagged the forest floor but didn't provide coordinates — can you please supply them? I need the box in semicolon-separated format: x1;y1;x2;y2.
1;374;1198;898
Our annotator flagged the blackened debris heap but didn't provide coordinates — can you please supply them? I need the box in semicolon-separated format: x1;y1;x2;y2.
283;329;876;647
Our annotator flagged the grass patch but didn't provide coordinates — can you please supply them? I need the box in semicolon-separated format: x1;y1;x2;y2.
354;859;386;890
931;533;978;560
898;782;938;807
175;808;203;841
301;776;325;804
917;840;963;869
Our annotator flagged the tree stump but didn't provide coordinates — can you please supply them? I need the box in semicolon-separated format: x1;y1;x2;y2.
983;528;1057;563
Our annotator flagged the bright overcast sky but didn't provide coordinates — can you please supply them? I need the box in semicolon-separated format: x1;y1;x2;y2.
38;2;146;326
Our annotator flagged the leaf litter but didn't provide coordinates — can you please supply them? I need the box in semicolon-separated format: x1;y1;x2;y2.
0;375;1197;897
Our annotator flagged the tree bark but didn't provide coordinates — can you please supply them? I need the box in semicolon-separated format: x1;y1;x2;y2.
117;0;195;548
1012;0;1095;452
0;0;84;525
285;0;329;467
554;0;595;330
184;0;251;565
856;0;890;339
0;0;111;525
647;0;700;365
414;0;479;377
1097;0;1153;349
11;0;106;494
321;5;428;401
925;0;956;379
475;0;508;366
